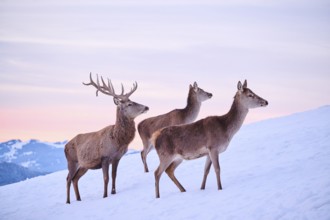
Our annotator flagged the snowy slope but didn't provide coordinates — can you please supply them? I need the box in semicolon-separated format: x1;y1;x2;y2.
0;106;329;220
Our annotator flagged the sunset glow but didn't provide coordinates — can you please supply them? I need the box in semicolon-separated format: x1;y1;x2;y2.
1;0;329;149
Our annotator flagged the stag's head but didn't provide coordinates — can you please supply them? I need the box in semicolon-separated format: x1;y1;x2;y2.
235;80;268;109
189;82;213;102
83;73;149;119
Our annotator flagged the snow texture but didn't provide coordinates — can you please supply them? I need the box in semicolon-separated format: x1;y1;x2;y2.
0;106;329;220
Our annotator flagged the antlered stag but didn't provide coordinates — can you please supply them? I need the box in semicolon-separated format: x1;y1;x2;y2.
138;82;212;172
65;73;149;204
153;80;268;198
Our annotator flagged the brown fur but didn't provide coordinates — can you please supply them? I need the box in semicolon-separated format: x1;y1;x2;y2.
65;74;148;204
153;80;268;198
138;82;212;172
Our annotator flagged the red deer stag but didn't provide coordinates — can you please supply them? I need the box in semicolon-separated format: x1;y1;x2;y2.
153;80;268;198
138;82;212;172
65;73;149;204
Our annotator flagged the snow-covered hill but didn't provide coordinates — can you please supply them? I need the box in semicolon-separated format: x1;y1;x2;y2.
0;106;329;220
0;139;67;185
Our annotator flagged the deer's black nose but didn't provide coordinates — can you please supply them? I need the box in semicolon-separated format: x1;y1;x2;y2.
145;106;149;111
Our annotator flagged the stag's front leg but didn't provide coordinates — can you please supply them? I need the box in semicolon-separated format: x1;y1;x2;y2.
111;159;120;194
102;161;110;198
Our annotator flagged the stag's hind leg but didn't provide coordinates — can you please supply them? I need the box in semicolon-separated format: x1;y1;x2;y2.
72;167;88;201
165;159;186;192
66;161;78;204
66;173;72;204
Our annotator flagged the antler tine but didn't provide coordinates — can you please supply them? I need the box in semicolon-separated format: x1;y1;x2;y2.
95;74;113;96
83;73;113;97
83;72;99;96
124;81;138;99
100;76;125;100
107;78;114;95
83;73;138;100
121;83;124;96
104;79;137;100
96;74;101;96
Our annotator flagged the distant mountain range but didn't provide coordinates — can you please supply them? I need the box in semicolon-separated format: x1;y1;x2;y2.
0;139;139;186
0;139;67;186
0;162;48;186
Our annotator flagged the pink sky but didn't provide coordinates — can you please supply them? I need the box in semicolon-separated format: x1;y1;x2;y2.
1;0;329;149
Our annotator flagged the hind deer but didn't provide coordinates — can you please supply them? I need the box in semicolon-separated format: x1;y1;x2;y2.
153;80;268;198
65;73;149;204
138;82;212;172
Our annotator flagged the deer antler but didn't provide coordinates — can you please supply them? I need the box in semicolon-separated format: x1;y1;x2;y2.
83;72;138;100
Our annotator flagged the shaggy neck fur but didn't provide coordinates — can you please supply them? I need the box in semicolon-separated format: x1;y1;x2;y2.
112;108;136;147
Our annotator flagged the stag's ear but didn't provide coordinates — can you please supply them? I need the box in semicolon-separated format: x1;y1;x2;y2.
237;81;243;91
113;97;121;106
243;80;247;89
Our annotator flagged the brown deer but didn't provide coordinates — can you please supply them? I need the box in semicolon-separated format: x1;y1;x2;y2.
65;73;149;204
138;82;212;172
153;80;268;198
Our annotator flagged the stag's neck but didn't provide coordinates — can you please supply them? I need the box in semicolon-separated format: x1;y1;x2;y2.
182;90;201;122
225;98;249;137
112;109;136;147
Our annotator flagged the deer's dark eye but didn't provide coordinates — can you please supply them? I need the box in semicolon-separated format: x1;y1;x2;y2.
248;94;254;98
128;103;133;106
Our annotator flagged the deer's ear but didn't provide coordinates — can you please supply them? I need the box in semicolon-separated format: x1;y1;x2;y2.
243;80;247;89
113;98;121;106
192;82;198;92
237;81;243;91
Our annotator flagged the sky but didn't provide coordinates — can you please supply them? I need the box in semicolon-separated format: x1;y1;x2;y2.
0;0;329;149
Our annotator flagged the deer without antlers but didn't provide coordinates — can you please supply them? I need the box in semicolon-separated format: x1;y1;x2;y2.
153;80;268;198
138;82;212;172
65;73;149;204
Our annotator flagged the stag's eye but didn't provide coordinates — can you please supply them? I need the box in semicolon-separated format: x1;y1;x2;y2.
128;103;133;106
248;94;254;98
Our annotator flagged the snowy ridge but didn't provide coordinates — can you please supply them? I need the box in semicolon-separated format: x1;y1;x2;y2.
0;139;67;173
0;106;329;219
0;140;27;162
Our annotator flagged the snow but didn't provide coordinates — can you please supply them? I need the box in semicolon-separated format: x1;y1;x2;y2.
22;151;34;156
0;106;330;220
45;141;66;149
1;140;28;162
20;160;38;169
